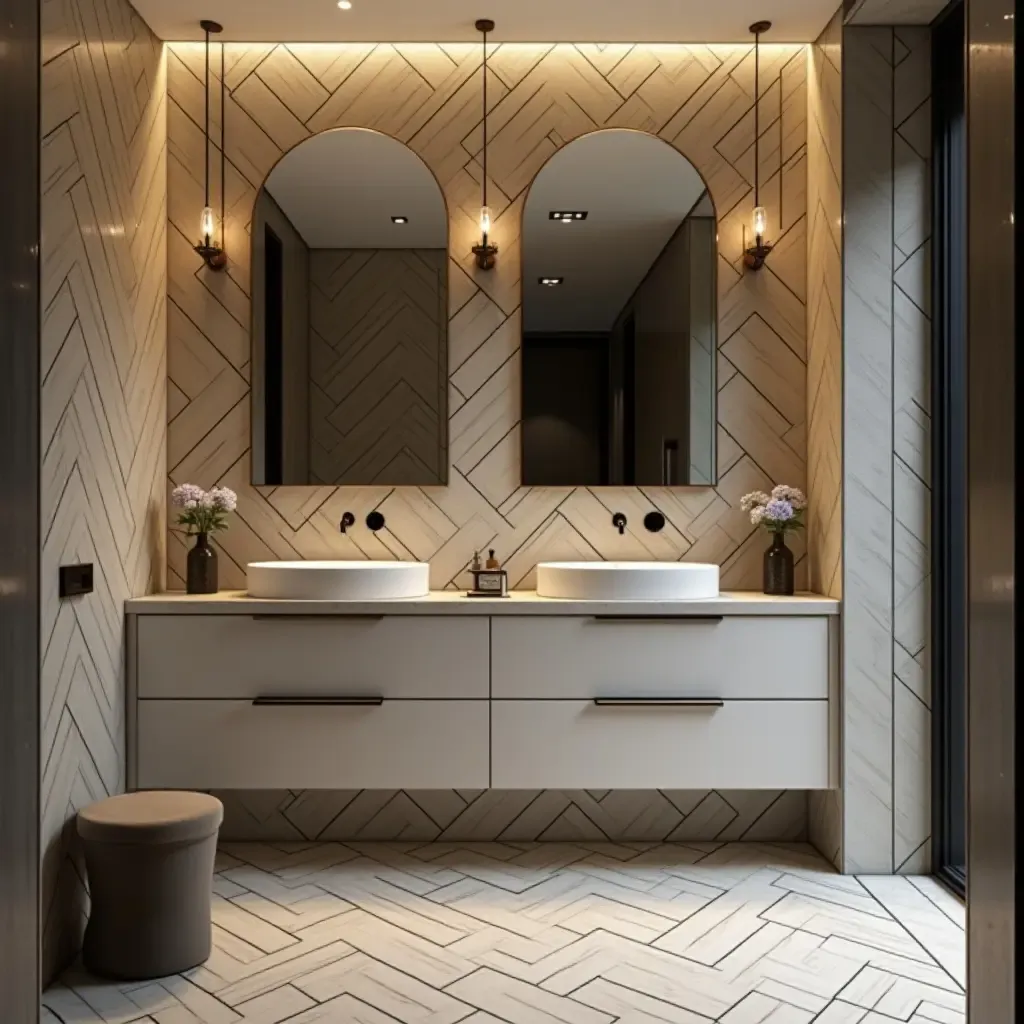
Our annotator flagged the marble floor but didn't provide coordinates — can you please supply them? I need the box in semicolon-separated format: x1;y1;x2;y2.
44;841;966;1024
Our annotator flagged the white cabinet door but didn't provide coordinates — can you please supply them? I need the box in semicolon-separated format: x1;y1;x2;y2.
137;615;488;699
491;616;829;699
491;700;830;789
137;699;489;789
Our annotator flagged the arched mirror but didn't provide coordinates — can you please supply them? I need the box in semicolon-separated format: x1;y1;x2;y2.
521;130;717;487
251;128;448;486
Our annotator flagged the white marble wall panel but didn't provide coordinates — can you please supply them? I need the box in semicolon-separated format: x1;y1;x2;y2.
890;27;931;875
843;26;895;876
164;41;813;842
840;26;932;874
40;0;167;982
806;8;844;870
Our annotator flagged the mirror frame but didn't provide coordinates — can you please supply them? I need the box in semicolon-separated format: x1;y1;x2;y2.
249;126;451;488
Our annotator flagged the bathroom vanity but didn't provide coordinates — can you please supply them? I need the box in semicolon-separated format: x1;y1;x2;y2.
125;590;839;793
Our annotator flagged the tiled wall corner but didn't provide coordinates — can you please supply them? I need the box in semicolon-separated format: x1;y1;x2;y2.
40;0;168;981
806;8;845;871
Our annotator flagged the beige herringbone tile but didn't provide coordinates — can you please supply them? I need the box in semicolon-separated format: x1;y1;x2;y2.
44;842;965;1024
41;0;167;982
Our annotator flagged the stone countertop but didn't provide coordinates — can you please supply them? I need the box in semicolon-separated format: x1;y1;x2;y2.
126;590;840;616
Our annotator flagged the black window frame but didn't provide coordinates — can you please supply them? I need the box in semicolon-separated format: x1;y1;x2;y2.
931;0;967;897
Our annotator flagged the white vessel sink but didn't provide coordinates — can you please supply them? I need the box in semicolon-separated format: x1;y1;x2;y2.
536;561;720;601
247;561;429;601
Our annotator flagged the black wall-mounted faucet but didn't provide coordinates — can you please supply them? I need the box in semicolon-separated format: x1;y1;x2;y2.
366;511;386;532
339;512;355;533
612;512;627;535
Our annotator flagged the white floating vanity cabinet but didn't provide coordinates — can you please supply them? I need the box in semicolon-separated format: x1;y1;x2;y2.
126;593;839;793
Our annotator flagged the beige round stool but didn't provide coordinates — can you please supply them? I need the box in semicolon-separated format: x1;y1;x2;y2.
78;791;223;980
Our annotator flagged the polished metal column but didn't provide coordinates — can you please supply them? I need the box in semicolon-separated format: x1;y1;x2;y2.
966;0;1015;1018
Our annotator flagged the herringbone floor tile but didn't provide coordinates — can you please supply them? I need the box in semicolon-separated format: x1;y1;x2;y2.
43;842;965;1024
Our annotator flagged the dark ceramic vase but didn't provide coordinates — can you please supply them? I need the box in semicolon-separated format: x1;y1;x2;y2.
186;532;218;594
763;532;794;595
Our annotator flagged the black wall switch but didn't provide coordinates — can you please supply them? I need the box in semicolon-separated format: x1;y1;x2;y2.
59;563;94;598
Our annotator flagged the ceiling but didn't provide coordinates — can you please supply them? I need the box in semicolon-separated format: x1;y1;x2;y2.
523;130;708;333
265;128;446;249
134;0;834;44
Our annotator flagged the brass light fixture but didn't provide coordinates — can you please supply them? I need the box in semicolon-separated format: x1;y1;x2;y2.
743;20;773;272
194;19;228;271
471;18;498;270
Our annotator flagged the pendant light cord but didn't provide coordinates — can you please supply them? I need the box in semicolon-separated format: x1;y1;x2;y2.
481;25;488;236
220;40;226;250
204;27;211;232
753;30;759;213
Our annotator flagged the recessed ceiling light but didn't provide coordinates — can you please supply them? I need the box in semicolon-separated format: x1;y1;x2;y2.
391;216;408;224
539;277;563;286
549;211;588;221
337;0;352;9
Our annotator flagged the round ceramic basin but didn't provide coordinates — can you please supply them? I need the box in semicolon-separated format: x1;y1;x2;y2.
536;561;720;601
247;561;429;600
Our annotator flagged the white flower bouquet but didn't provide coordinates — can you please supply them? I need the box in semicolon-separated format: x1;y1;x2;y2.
740;484;807;535
171;484;238;536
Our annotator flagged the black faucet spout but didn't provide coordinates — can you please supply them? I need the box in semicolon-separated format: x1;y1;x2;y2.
612;512;627;535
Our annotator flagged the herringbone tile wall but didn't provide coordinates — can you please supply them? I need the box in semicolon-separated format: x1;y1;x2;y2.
308;248;448;485
165;40;809;591
216;789;811;844
40;0;167;981
164;39;814;844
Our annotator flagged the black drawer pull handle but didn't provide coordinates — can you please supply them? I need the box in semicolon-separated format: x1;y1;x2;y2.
590;615;724;623
593;698;725;707
252;696;384;706
250;614;385;622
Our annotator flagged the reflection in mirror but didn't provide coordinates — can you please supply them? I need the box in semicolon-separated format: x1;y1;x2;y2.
521;130;717;487
251;128;448;486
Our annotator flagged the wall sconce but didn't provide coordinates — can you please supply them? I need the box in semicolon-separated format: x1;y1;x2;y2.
743;20;773;272
471;18;498;271
194;19;228;271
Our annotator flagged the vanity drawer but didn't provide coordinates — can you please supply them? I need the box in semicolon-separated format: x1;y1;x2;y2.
491;615;830;699
136;699;489;789
136;615;488;699
491;699;830;789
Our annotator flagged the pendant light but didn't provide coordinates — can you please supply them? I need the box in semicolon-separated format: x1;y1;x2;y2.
194;19;228;271
743;20;773;272
471;18;498;270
